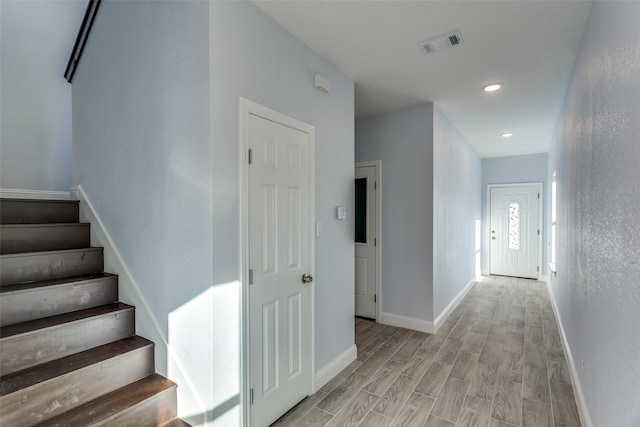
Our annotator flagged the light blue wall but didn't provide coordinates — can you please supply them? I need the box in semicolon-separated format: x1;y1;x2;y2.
355;104;480;325
72;1;212;425
548;2;640;425
73;1;354;425
355;104;435;322
481;153;548;276
0;0;84;192
210;1;355;395
433;107;481;318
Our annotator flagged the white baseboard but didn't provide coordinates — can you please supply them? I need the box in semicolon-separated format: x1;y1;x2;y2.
76;185;206;416
314;344;357;392
0;188;70;200
379;311;435;334
434;278;476;332
543;278;592;427
378;278;476;335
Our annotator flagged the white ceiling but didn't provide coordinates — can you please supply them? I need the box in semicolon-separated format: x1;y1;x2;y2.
253;1;592;158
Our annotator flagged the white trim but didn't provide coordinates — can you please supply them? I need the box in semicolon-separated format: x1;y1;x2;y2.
0;188;70;200
75;185;205;416
379;311;435;334
239;98;316;427
355;160;382;322
433;278;476;331
543;278;593;427
487;182;543;280
314;345;357;392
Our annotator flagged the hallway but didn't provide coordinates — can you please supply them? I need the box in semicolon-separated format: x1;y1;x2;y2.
272;276;581;427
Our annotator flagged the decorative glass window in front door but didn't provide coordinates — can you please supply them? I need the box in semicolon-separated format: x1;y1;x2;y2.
509;202;520;250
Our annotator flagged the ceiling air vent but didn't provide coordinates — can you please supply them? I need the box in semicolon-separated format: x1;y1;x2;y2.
418;30;464;55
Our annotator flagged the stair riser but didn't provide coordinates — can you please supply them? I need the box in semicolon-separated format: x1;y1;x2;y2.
0;224;90;254
0;276;118;327
1;308;135;375
0;200;79;224
92;386;177;427
0;249;104;286
0;344;154;427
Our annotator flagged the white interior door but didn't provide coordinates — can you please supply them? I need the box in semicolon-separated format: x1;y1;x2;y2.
248;112;313;426
490;185;540;279
355;164;377;319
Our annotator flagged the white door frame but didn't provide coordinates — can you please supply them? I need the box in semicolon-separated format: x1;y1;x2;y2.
239;98;316;426
355;160;382;322
487;182;543;280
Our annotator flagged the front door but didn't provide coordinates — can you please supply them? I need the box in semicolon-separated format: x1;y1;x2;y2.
354;163;378;319
248;112;313;426
490;185;540;279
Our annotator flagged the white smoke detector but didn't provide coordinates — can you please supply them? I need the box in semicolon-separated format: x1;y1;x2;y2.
418;30;464;55
314;73;331;93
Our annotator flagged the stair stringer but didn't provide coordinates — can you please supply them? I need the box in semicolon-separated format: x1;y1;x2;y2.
75;185;207;426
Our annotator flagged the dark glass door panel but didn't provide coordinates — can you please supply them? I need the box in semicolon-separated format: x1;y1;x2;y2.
355;178;367;243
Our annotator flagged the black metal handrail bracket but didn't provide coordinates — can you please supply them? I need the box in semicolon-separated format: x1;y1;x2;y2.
64;0;102;83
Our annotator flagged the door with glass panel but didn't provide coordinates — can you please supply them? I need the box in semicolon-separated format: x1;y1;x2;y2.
490;185;540;279
355;163;378;319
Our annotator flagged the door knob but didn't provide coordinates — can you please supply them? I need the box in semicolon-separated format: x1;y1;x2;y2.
301;274;313;284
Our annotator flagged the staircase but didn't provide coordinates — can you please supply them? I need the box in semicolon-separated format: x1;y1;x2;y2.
0;198;190;427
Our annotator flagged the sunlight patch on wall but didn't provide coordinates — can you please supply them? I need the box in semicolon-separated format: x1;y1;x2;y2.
169;281;241;426
475;219;482;278
169;286;214;425
211;280;241;424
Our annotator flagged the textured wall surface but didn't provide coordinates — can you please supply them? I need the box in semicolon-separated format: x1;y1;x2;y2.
355;104;434;321
548;2;640;425
1;1;84;192
433;107;481;318
481;154;548;276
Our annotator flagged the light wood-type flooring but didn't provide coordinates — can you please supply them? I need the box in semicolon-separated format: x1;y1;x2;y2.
272;275;581;427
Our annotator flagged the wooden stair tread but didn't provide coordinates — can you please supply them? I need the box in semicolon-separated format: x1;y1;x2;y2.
0;273;116;294
0;246;103;260
0;335;153;396
0;223;90;228
34;374;177;427
0;302;133;338
1;273;119;328
0;199;79;224
0;223;91;255
0;247;105;286
0;198;79;203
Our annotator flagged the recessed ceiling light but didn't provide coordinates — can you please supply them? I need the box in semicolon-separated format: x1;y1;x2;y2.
483;83;503;92
502;132;514;138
